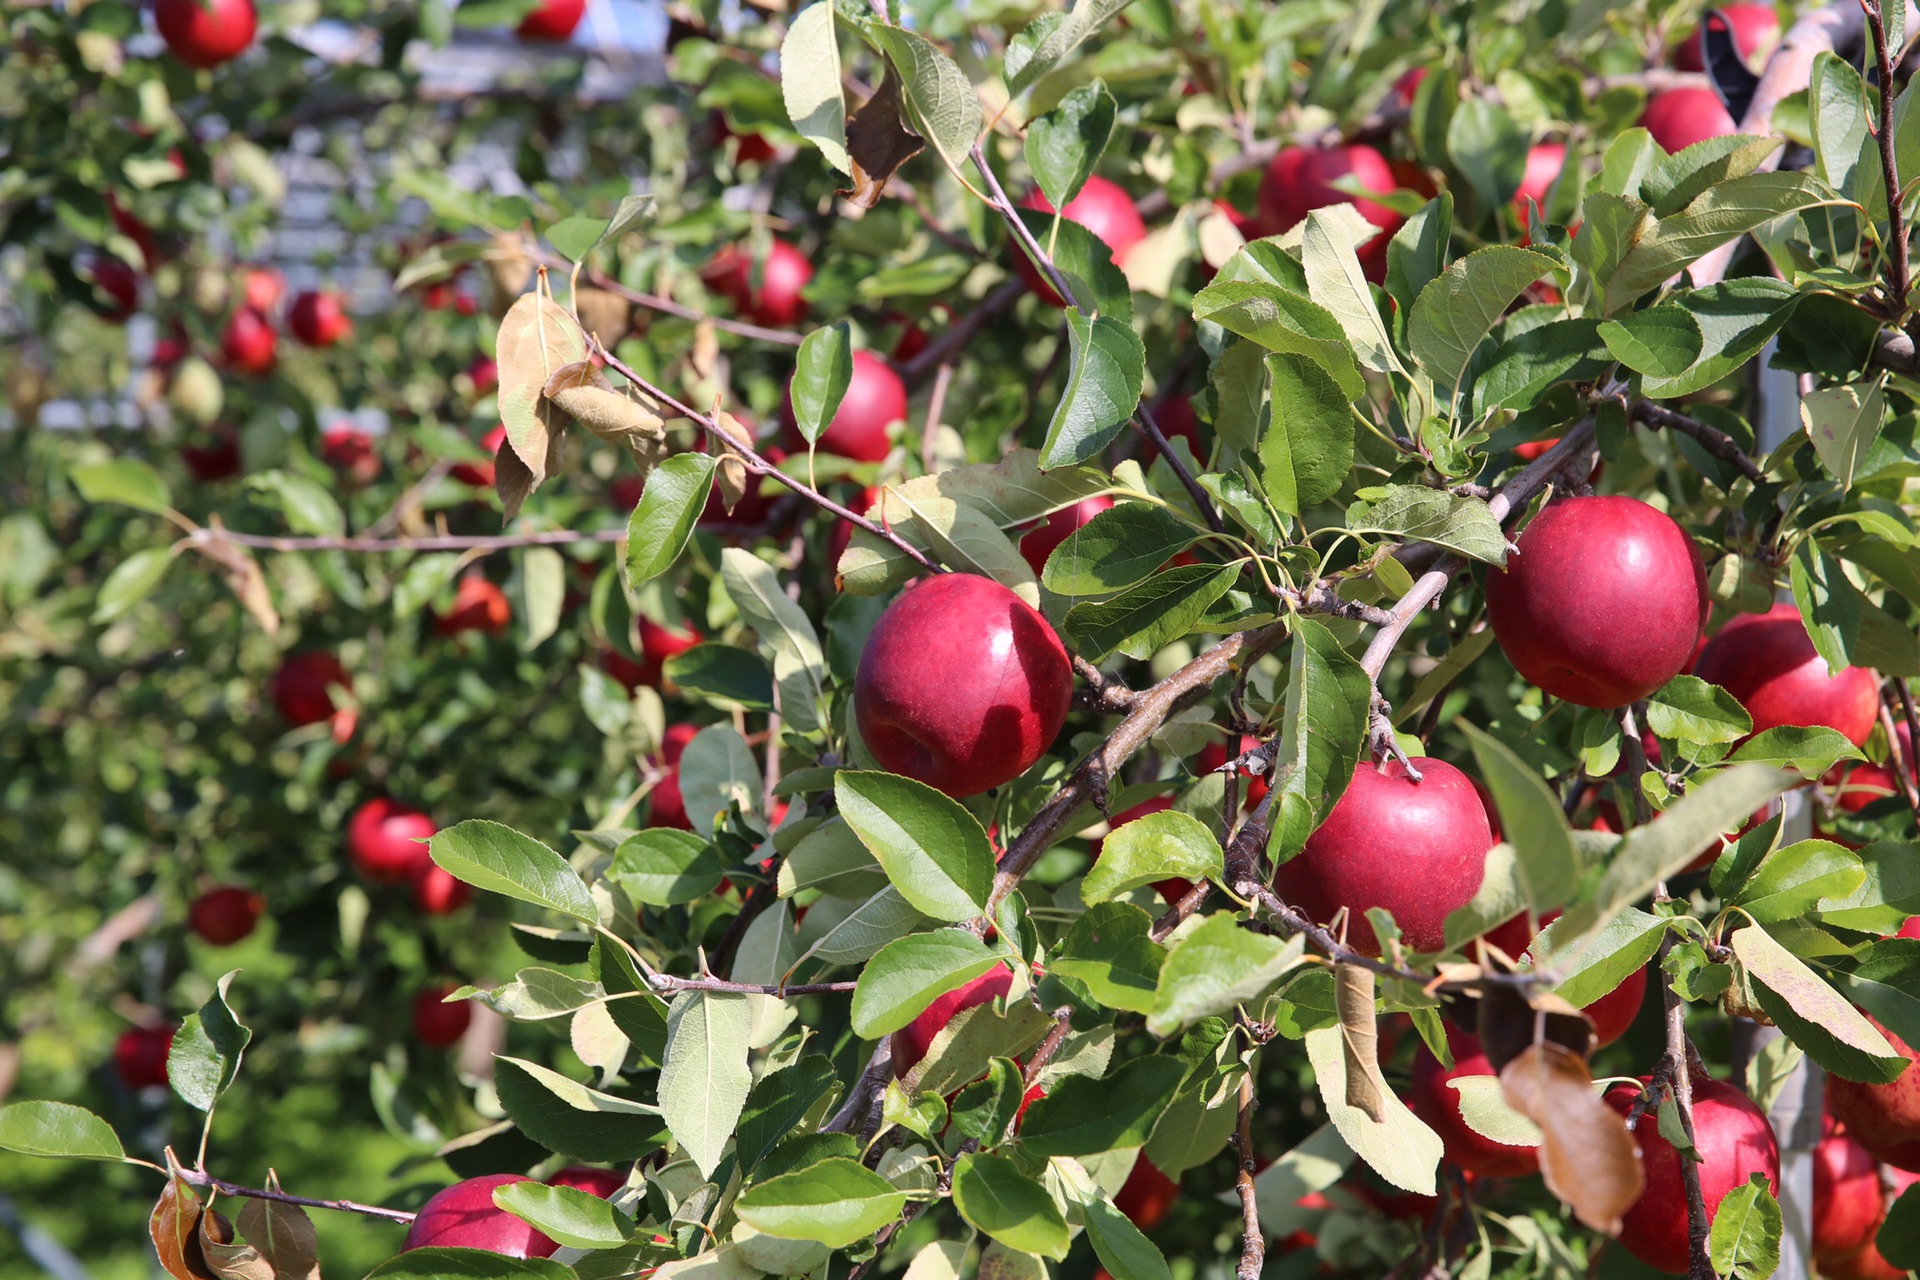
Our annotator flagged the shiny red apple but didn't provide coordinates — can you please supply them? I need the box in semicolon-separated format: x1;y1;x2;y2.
1255;144;1405;280
702;240;813;328
548;1167;625;1198
517;0;585;40
155;0;257;68
402;1174;558;1256
220;307;276;376
347;798;437;884
412;863;474;915
435;575;511;637
1673;4;1781;73
412;983;472;1048
1816;1115;1888;1268
1692;603;1880;746
1828;1010;1920;1171
1114;1156;1181;1231
1641;88;1740;154
188;886;264;946
1512;143;1568;226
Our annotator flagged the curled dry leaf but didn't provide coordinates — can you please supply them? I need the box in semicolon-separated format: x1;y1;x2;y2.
151;1174;218;1280
574;285;631;348
235;1176;322;1280
842;70;924;209
486;230;534;306
196;517;279;635
1500;1042;1643;1234
496;291;587;497
495;441;537;522
198;1201;274;1280
692;319;720;381
1475;980;1594;1071
713;411;755;515
1334;963;1383;1121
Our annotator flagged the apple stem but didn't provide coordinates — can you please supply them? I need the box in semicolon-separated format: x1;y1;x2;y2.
172;1167;416;1225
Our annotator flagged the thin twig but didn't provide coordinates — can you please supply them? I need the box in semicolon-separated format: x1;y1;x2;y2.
922;361;954;475
188;525;623;554
1863;0;1911;314
897;280;1027;386
1621;704;1656;826
173;1169;415;1225
1654;918;1718;1280
526;248;804;347
1233;1071;1265;1280
649;974;857;996
1021;1007;1077;1090
1631;401;1766;482
822;1043;895;1134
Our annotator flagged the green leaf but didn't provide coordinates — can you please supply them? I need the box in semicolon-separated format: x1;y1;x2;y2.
1802;382;1886;490
834;771;994;921
1041;502;1196;596
1446;97;1530;213
1644;134;1783;216
1190;280;1365;401
1301;210;1402;374
1880;1181;1920;1270
1459;721;1579;912
608;830;728;906
950;1153;1071;1260
470;968;605;1021
93;546;174;623
1792;538;1863;674
781;2;849;175
494;1056;667;1162
365;1251;575;1280
247;471;345;536
169;970;251;1112
546;214;610;263
1407;246;1557;398
1386;194;1453;325
0;1101;126;1161
71;459;173;515
1531;908;1671;1008
1082;1194;1174;1280
494;1180;634;1250
1026;80;1115;211
1017;1055;1187;1157
949;1058;1028;1146
790;324;854;447
659;991;754;1178
1732;924;1905;1083
1260;352;1356;516
1730;841;1866;924
1810;52;1880;213
1266;617;1373;865
676;723;763;834
664;645;775;711
1039;311;1147;469
1344;486;1507;565
1475;317;1612;414
1646;674;1754;744
1640;279;1803;399
429;820;598;922
519;546;565;651
1082;810;1223;904
1303;1024;1443;1194
873;29;982;180
850;931;1000;1038
1447;1076;1544;1147
736;1158;907;1247
1731;725;1864;775
1148;914;1308;1037
1061;563;1238;663
393;551;464;619
721;547;827;734
626;453;717;589
736;1056;841;1173
1597;306;1704;378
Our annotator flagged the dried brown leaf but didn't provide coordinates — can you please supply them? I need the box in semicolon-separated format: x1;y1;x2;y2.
713;411;755;515
151;1175;218;1280
692;320;720;381
496;291;587;495
495;439;537;522
487;231;534;303
841;71;924;209
197;519;279;635
1500;1042;1644;1234
199;1203;273;1280
1335;963;1382;1120
549;385;665;446
235;1182;321;1280
575;286;632;347
1476;981;1594;1070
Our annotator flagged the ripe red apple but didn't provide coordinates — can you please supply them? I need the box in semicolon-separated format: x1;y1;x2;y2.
154;0;257;68
892;965;1015;1075
1513;435;1603;483
1828;1010;1920;1171
108;195;161;272
454;291;479;317
348;798;437;884
1825;1166;1920;1280
702;240;813;328
639;616;702;686
469;355;499;396
548;1167;625;1198
412;983;473;1048
649;723;700;830
272;651;348;727
1255;144;1405;280
1641;88;1739;155
402;1174;559;1257
412;863;474;915
241;267;283;313
784;350;906;463
1409;1025;1541;1178
113;1025;176;1090
320;425;380;484
1512;143;1568;227
287;290;352;348
451;425;508;488
1815;1116;1887;1268
1016;175;1147;305
1831;722;1914;815
1485;496;1708;709
712;113;777;166
220;307;277;376
1673;4;1782;73
84;254;140;322
1113;1156;1181;1231
1153;394;1205;456
1395;67;1429;107
855;574;1074;797
182;431;242;482
1692;603;1881;746
516;0;585;40
188;886;264;946
1479;911;1647;1047
435;575;511;637
1020;495;1116;577
1603;1074;1780;1274
1270;757;1492;955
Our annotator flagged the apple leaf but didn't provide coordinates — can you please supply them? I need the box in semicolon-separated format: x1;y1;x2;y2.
71;458;174;516
1709;1174;1783;1280
1149;914;1307;1037
1803;382;1886;490
1446;1076;1543;1146
1728;840;1866;923
659;991;753;1178
1041;502;1198;597
1597;305;1704;378
1880;1180;1920;1270
494;1055;667;1162
1267;617;1371;866
0;1101;126;1162
1250;1125;1354;1241
1026;80;1115;212
1081;809;1221;904
1038;310;1147;469
1062;563;1238;662
1476;317;1613;414
1051;902;1167;1013
1646;674;1753;744
365;1251;575;1279
780;3;849;176
625;452;717;588
736;1157;906;1247
834;771;994;921
1459;719;1579;912
789;323;853;446
721;547;828;733
1017;1054;1186;1157
849;930;1001;1038
1531;907;1671;1008
1190;279;1366;400
676;723;762;835
1408;245;1556;398
793;888;927;967
871;29;980;182
1825;938;1920;1049
735;1056;842;1174
429;820;597;923
1731;924;1905;1083
1499;1043;1642;1234
1730;725;1864;775
169;970;251;1113
1081;1195;1175;1280
93;545;175;623
663;644;775;711
1445;97;1530;214
607;830;728;906
1304;1024;1443;1194
494;1180;634;1250
1301;209;1402;374
1344;486;1508;565
950;1153;1071;1260
1260;352;1355;516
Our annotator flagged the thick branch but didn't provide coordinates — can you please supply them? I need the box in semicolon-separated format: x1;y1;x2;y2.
1631;401;1765;481
1233;1071;1265;1280
174;1169;415;1225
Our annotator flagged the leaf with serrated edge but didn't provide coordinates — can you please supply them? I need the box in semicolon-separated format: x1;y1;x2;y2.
1302;209;1403;374
835;771;993;921
873;29;981;179
1408;246;1556;398
1304;1024;1442;1194
1149;915;1307;1037
1082;810;1221;903
1732;924;1904;1082
780;4;849;175
430;820;598;922
658;991;754;1178
0;1101;126;1161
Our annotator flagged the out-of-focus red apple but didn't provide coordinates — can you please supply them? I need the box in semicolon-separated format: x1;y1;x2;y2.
113;1025;176;1090
516;0;586;41
435;575;511;637
412;862;474;915
188;886;265;946
155;0;257;68
1816;1115;1888;1268
1016;175;1148;305
783;349;905;462
1673;4;1781;73
242;267;283;313
288;290;352;347
1255;144;1405;280
402;1175;558;1256
348;798;437;884
182;431;243;482
702;240;813;328
450;425;508;488
320;424;380;484
1692;603;1881;747
548;1167;626;1198
1513;143;1568;228
649;723;700;830
1113;1156;1181;1231
1641;88;1739;154
221;307;277;376
85;255;141;323
272;651;349;727
412;983;472;1048
469;355;499;396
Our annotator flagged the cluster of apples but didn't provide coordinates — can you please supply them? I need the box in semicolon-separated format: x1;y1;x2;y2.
1641;6;1783;153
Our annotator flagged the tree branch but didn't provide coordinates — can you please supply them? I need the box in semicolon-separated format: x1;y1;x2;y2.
1631;401;1765;482
187;525;625;554
1233;1071;1265;1280
897;280;1027;387
1864;0;1912;315
1655;919;1718;1280
173;1169;415;1225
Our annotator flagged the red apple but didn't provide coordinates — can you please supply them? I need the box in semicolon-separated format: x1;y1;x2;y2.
649;723;700;830
1153;394;1205;457
113;1025;176;1090
320;425;380;484
830;486;885;566
1016;175;1147;306
892;965;1015;1074
1513;143;1568;226
1816;1116;1887;1267
412;863;474;915
548;1167;625;1198
1195;734;1270;806
601;648;651;693
84;254;140;322
241;267;283;313
1270;757;1492;955
451;425;508;488
516;0;585;40
1692;603;1881;746
1020;495;1116;577
412;983;472;1048
221;307;277;376
1395;67;1429;107
182;431;242;482
1113;1156;1181;1231
469;355;499;396
641;616;702;672
109;196;161;272
1832;722;1914;814
1828;1010;1920;1171
855;574;1074;797
1255;144;1405;280
287;290;352;348
785;349;905;463
188;886;264;946
348;798;437;884
713;113;777;165
402;1174;558;1257
1641;88;1739;154
702;240;813;328
1514;435;1602;483
455;291;479;317
1409;1025;1541;1178
1673;4;1781;73
435;575;511;637
1485;496;1708;709
271;651;348;726
1604;1074;1780;1275
1824;1167;1920;1280
155;0;257;68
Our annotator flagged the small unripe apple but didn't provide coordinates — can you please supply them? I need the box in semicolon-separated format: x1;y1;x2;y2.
412;983;472;1048
188;886;264;946
1486;496;1708;709
702;240;813;328
412;863;473;915
649;723;700;830
451;425;508;488
1641;88;1739;154
548;1167;625;1198
1409;1025;1540;1178
1604;1074;1780;1274
784;350;906;463
435;575;511;637
155;0;257;68
320;425;380;484
1113;1156;1180;1231
220;307;277;376
1270;757;1492;955
347;798;437;884
402;1174;559;1257
1673;4;1781;73
892;965;1015;1075
287;290;352;348
516;0;586;41
170;356;225;427
1692;603;1880;746
1255;144;1405;280
84;254;140;322
272;651;348;726
1815;1116;1886;1267
113;1025;176;1090
1016;175;1147;305
855;575;1074;797
1020;495;1115;576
